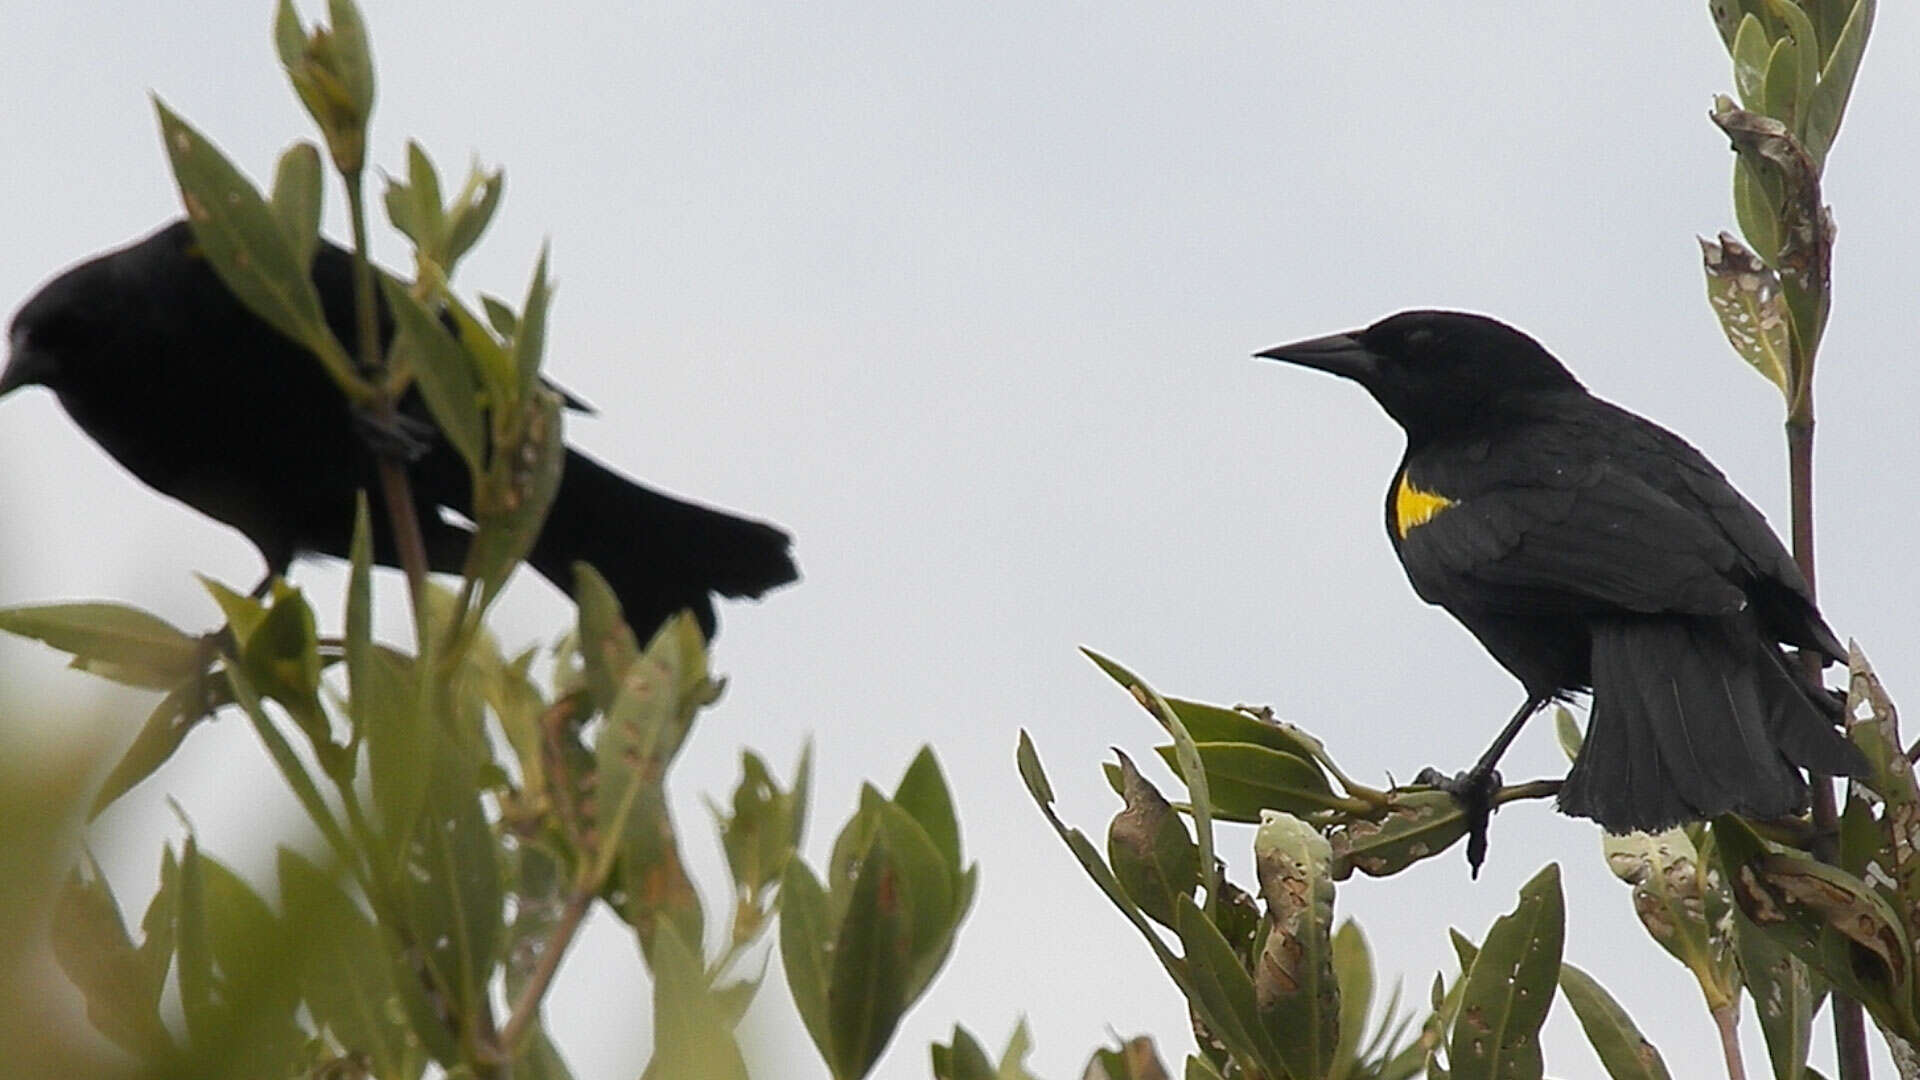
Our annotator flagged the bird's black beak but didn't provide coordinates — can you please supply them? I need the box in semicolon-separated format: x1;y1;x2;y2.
0;327;46;399
1254;331;1380;383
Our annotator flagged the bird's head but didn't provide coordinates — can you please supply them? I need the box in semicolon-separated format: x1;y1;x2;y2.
3;221;204;401
1256;310;1582;440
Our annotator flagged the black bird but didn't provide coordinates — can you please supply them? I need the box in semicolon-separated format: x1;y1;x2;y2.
2;220;797;638
1257;310;1863;866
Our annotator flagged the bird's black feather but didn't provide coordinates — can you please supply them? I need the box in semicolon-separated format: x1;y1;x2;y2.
3;220;797;638
1259;309;1862;837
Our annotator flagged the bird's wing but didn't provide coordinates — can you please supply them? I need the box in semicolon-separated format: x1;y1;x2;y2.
1396;460;1750;618
1607;407;1814;601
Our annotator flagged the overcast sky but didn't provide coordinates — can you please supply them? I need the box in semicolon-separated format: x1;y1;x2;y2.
3;3;1917;1078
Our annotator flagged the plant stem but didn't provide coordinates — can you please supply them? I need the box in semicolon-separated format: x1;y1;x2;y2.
1714;1002;1749;1080
494;886;594;1056
1789;409;1871;1080
344;179;432;622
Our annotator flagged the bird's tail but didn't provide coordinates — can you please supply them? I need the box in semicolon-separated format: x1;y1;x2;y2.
1558;615;1864;833
525;449;798;639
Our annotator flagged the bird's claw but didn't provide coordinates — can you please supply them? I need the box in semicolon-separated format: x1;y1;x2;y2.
1415;765;1503;877
351;406;436;465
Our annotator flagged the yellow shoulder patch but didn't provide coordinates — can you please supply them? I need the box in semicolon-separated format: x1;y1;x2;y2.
1393;471;1456;538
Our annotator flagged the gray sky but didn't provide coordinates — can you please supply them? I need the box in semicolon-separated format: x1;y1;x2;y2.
3;3;1917;1077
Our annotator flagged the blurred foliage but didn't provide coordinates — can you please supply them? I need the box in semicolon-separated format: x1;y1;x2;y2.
0;3;970;1078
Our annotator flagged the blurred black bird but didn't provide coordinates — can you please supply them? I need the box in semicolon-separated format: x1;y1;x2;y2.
1257;310;1863;868
2;220;797;638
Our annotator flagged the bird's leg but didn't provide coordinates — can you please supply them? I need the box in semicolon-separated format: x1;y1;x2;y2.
190;624;239;720
1414;696;1545;876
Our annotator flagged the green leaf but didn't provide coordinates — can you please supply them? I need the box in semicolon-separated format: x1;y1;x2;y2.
649;922;750;1080
383;276;484;472
0;601;199;689
1174;893;1286;1076
1451;863;1563;1080
780;860;835;1063
394;752;504;1047
895;746;963;872
198;855;306;1065
713;747;808;918
1185;1056;1228;1080
89;681;221;820
1805;0;1874;166
49;855;177;1062
199;577;267;643
224;664;352;865
617;784;706;958
1759;36;1803;132
465;388;566;616
1082;651;1219;914
176;835;215;1050
1602;827;1733;1008
446;164;505;268
152;98;361;399
931;1025;997;1080
1711;97;1832;376
1553;706;1582;764
1252;811;1339;1080
1330;920;1374;1080
1732;13;1772;106
1330;789;1468;880
1015;729;1056;805
1732;158;1785;266
1154;741;1340;821
269;141;323;271
1700;231;1793;399
273;0;305;74
512;246;553;404
581;595;717;950
361;647;429;862
277;850;415;1080
237;582;328;758
1716;816;1913;1034
1842;645;1920;915
827;824;914;1079
1768;0;1820;117
1164;696;1332;765
1558;962;1672;1080
1015;731;1190;987
324;0;376;119
405;141;447;255
1082;1034;1170;1080
1108;750;1200;929
481;294;520;339
1732;905;1818;1080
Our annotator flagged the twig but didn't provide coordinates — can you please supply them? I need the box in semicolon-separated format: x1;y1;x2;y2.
1493;778;1562;807
1714;1001;1749;1080
493;886;594;1056
343;179;432;620
1787;412;1871;1080
491;695;596;1058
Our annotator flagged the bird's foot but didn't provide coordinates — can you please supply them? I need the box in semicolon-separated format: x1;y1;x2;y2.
1414;765;1503;877
351;405;436;465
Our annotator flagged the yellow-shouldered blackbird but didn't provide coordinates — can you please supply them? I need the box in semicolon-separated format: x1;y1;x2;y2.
1258;310;1863;868
2;220;797;637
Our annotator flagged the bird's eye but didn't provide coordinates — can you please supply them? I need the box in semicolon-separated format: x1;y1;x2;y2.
1404;327;1436;350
